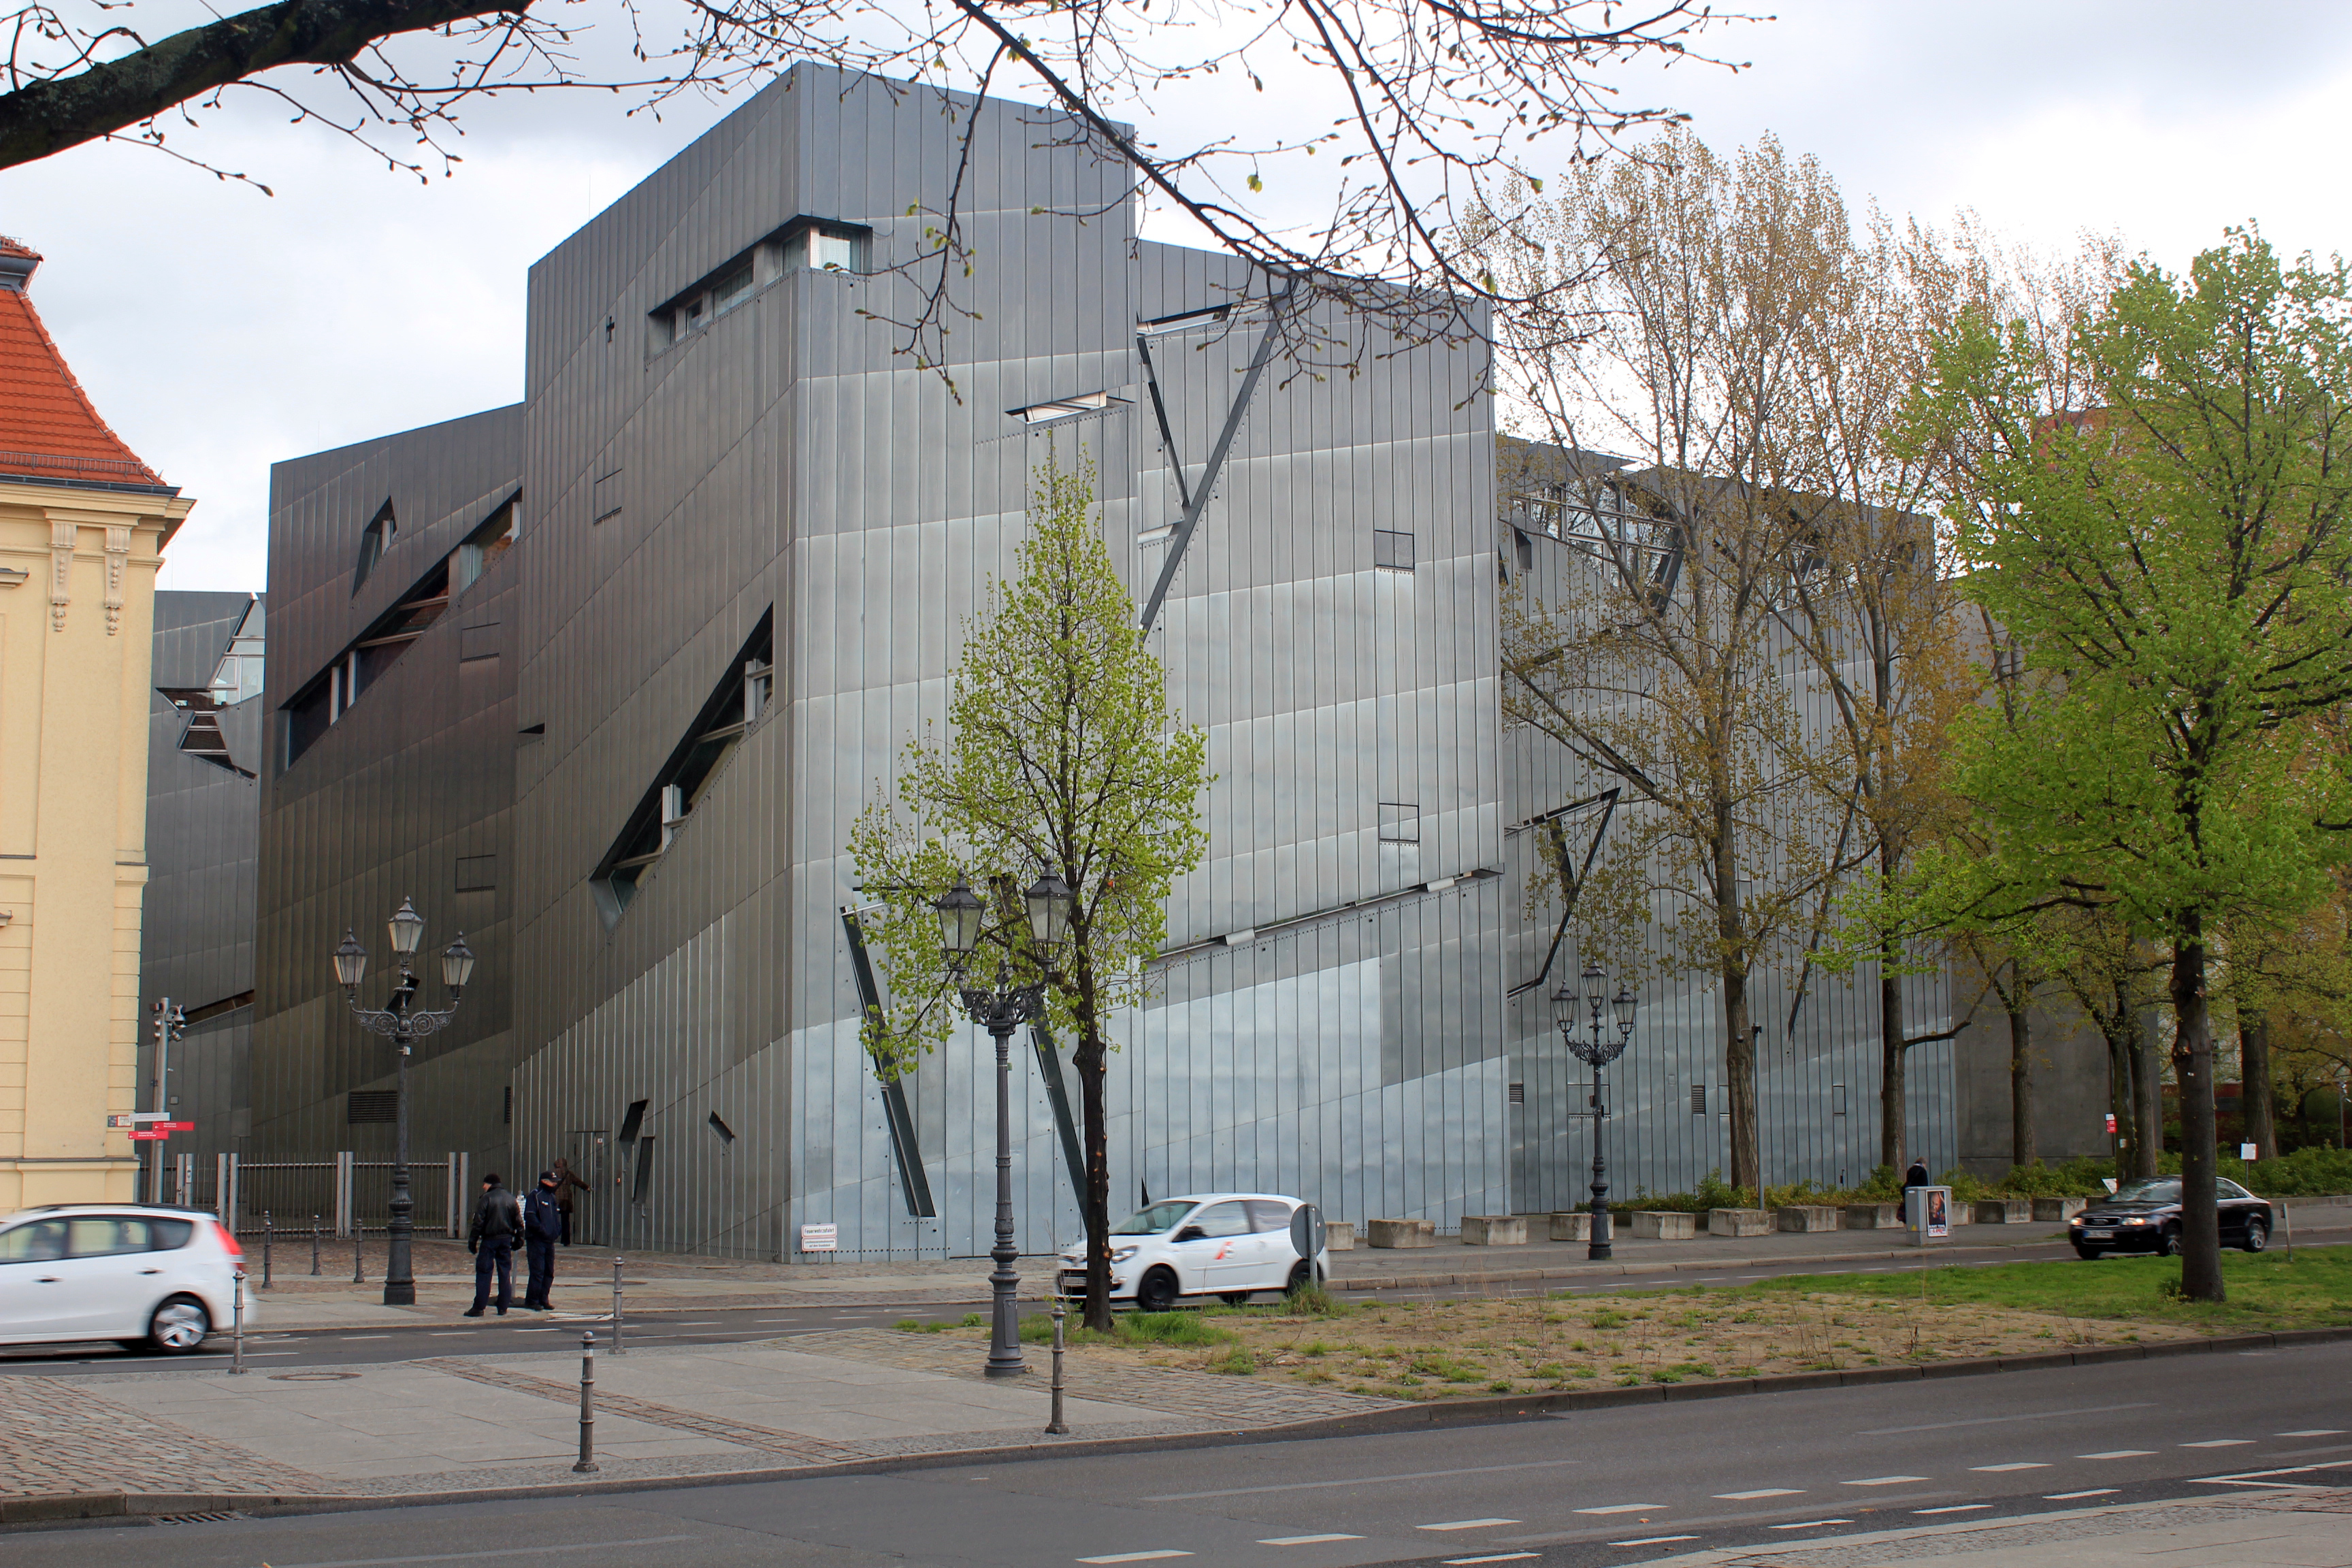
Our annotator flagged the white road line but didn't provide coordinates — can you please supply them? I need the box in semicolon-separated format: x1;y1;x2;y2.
1715;1488;1803;1500
1768;1519;1852;1531
1258;1536;1363;1546
340;1335;391;1341
1417;1518;1521;1531
1143;1460;1577;1502
1860;1402;2155;1437
1573;1504;1666;1514
266;1535;703;1567
2046;1489;2119;1500
2279;1429;2346;1437
2181;1440;2254;1448
2076;1450;2155;1459
1076;1554;1192;1565
1970;1463;2051;1473
1439;1556;1539;1566
1842;1476;1931;1486
1913;1505;1991;1515
1610;1537;1699;1547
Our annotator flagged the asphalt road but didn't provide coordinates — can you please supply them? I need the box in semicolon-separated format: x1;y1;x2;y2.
7;1236;2293;1375
3;1338;2347;1566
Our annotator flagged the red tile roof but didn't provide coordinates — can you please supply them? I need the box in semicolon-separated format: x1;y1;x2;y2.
0;237;167;489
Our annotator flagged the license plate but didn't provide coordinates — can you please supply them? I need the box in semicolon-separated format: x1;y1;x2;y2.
2082;1228;2114;1239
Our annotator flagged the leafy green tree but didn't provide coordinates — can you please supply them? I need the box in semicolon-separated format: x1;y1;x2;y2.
849;454;1209;1330
1915;230;2352;1301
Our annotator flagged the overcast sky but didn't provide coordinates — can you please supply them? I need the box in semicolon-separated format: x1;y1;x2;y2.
9;0;2351;592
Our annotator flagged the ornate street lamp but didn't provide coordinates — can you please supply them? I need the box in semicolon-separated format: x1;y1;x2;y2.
334;901;476;1307
938;870;1075;1377
1555;959;1639;1261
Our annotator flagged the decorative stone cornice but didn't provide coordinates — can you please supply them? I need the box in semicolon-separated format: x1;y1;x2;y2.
102;524;129;635
48;519;71;631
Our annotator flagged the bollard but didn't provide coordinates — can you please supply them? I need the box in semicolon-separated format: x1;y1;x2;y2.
262;1211;273;1290
1046;1296;1069;1435
311;1213;322;1277
573;1330;600;1473
611;1254;624;1355
231;1269;247;1374
353;1224;365;1285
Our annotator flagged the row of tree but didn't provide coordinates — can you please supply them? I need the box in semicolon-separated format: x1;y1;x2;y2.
1475;130;2352;1303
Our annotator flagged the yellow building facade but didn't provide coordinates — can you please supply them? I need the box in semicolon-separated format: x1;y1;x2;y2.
0;238;192;1208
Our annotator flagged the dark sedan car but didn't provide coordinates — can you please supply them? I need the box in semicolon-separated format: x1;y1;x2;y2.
2070;1177;2274;1258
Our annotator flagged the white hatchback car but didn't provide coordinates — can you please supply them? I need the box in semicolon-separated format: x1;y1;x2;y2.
1058;1192;1330;1311
0;1205;253;1356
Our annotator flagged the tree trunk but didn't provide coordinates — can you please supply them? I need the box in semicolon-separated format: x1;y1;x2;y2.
2130;1003;2165;1178
2007;970;2035;1169
2103;990;2139;1175
1071;949;1117;1333
2240;1012;2276;1162
2170;924;2225;1302
1724;968;1760;1194
1879;939;1906;1173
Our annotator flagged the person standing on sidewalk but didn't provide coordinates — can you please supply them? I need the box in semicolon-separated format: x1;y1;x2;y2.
520;1171;564;1311
466;1173;522;1317
548;1156;590;1245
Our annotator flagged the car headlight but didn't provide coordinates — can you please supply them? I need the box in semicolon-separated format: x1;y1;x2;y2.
2125;1217;2148;1226
1111;1245;1137;1264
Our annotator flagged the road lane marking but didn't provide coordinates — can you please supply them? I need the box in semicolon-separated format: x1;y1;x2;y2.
1418;1519;1521;1531
1842;1476;1931;1486
1970;1463;2051;1472
1077;1554;1192;1564
2182;1440;2253;1448
1768;1520;1853;1530
267;1535;702;1567
2076;1450;2157;1459
1715;1489;1802;1499
2279;1429;2345;1437
1142;1460;1576;1501
1258;1536;1362;1546
1610;1537;1699;1547
340;1335;390;1341
1573;1504;1666;1514
1439;1556;1538;1565
1859;1403;2155;1436
2046;1489;2120;1500
1913;1505;1991;1515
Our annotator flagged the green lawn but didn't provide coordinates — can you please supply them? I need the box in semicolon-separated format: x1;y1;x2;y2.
1731;1247;2352;1335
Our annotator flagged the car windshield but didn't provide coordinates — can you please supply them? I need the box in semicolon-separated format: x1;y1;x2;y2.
1113;1201;1198;1236
2112;1179;2181;1204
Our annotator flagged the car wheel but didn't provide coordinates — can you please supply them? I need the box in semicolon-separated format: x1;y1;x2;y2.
146;1296;210;1355
2242;1218;2270;1254
2159;1225;2183;1258
2072;1244;2106;1260
1285;1260;1313;1296
1134;1267;1179;1313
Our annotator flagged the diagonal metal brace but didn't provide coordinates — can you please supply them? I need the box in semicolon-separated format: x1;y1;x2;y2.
1138;277;1297;634
840;909;938;1219
1507;787;1620;999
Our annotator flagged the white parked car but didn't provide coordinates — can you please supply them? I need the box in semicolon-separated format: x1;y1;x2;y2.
0;1205;253;1355
1058;1192;1330;1311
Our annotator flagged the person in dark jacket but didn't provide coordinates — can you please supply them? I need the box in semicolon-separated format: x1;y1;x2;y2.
547;1156;590;1245
1902;1158;1931;1192
466;1173;522;1317
520;1171;564;1311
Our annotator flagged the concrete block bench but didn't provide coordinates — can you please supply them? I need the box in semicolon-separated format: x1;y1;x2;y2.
1707;1208;1771;1237
1844;1203;1901;1228
1973;1198;2032;1224
1322;1220;1355;1251
1367;1217;1436;1249
1459;1215;1529;1245
1628;1211;1697;1240
1776;1205;1842;1233
2031;1197;2086;1222
1548;1211;1591;1242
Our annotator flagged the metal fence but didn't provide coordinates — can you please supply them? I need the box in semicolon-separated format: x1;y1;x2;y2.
169;1152;471;1237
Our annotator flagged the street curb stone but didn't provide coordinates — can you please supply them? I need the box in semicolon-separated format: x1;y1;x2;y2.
5;1320;2348;1528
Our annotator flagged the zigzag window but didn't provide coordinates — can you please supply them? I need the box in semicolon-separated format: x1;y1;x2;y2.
353;500;395;591
283;560;452;769
591;612;774;922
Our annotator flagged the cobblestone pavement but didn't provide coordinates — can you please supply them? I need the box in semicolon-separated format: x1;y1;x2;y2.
0;1374;321;1498
791;1326;1414;1426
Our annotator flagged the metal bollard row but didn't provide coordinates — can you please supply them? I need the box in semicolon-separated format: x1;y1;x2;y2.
611;1254;625;1354
262;1211;273;1290
230;1269;247;1374
574;1330;600;1473
1047;1296;1069;1435
311;1213;322;1277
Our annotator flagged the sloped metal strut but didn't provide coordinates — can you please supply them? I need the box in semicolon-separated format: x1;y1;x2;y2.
840;909;938;1219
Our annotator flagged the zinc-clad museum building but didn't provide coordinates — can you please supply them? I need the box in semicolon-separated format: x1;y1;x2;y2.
234;67;2048;1261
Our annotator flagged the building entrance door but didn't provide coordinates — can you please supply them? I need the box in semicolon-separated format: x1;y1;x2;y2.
564;1132;606;1247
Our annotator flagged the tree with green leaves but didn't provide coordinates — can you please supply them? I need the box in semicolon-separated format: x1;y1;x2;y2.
849;453;1209;1331
1914;229;2352;1301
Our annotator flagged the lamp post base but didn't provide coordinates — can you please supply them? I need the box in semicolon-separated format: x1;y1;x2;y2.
382;1281;416;1307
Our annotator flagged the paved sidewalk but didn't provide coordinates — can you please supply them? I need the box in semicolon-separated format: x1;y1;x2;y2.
0;1328;1406;1506
1654;1488;2352;1567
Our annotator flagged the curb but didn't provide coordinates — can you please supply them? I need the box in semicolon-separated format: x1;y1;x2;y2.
7;1322;2350;1529
1330;1238;2067;1293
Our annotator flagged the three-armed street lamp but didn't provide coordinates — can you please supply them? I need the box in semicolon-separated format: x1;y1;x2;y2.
333;898;476;1307
1555;960;1639;1261
936;870;1075;1377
